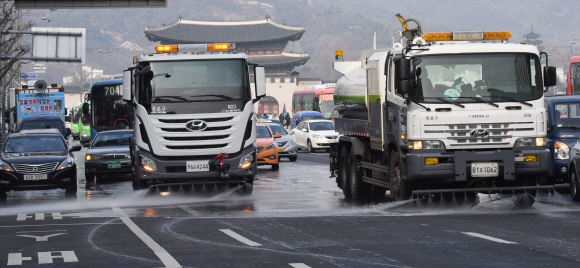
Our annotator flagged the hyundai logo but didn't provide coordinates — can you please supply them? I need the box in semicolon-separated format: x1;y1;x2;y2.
32;167;39;172
470;129;490;139
185;120;208;132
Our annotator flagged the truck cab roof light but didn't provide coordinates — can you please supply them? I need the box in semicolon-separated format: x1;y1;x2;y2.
154;43;232;53
207;43;231;51
422;31;511;42
155;45;178;53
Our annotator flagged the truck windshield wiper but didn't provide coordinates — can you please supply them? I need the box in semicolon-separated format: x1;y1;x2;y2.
153;95;189;102
490;96;533;107
467;97;499;107
190;94;233;100
433;97;465;108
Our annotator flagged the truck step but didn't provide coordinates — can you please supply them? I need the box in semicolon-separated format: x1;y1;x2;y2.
360;161;389;173
362;176;390;189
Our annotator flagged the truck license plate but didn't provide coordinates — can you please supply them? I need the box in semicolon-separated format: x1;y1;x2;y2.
186;161;210;172
108;161;121;169
471;162;499;177
24;174;47;181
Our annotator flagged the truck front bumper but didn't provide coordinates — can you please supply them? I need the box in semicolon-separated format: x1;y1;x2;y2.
406;148;551;181
134;145;257;184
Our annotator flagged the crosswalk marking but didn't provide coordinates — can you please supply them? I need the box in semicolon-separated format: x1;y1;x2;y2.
220;229;262;247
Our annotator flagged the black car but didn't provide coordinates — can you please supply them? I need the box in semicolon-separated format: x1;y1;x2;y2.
0;129;81;198
84;130;133;180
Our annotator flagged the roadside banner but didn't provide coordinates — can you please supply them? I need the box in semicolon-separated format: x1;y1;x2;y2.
17;92;65;118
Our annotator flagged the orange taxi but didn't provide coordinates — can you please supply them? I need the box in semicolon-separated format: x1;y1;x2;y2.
256;123;280;170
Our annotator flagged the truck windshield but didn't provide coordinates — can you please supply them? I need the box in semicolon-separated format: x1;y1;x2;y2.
554;103;580;128
142;59;248;102
571;63;580;95
71;107;80;124
91;84;133;131
411;53;542;104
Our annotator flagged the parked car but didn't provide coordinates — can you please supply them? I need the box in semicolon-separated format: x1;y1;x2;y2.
544;96;580;186
18;116;70;140
290;111;324;129
291;120;339;153
266;122;298;161
0;129;81;198
256;123;279;170
84;130;134;181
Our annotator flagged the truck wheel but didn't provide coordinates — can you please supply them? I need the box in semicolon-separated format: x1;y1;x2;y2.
570;168;580;201
308;140;315;153
339;146;352;199
389;150;411;201
289;156;297;162
349;154;370;202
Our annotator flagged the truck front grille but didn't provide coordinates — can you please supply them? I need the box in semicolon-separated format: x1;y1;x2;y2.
166;144;228;150
423;122;534;147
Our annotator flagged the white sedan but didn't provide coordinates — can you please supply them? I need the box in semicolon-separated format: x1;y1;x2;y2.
290;120;339;153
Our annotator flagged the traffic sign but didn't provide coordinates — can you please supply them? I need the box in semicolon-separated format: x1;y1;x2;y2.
21;74;38;79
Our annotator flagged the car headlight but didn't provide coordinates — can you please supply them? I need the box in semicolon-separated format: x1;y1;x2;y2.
286;140;296;147
140;155;157;172
311;134;324;139
515;137;546;147
555;142;570;160
58;157;75;170
266;142;277;150
239;151;254;169
407;140;445;150
81;130;88;137
86;154;101;161
0;160;13;171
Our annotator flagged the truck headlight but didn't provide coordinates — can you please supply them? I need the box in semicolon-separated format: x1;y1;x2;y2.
140;155;157;172
86;154;101;161
266;142;277;150
0;160;13;172
58;157;75;170
515;137;546;147
239;151;254;169
555;142;570;160
408;140;444;150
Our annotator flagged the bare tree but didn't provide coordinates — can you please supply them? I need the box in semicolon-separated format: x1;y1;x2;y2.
1;1;34;86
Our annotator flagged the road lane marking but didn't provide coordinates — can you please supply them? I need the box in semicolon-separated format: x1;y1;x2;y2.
38;251;78;264
112;207;182;268
16;230;67;233
17;213;62;221
219;229;262;247
178;205;200;216
16;214;32;221
17;233;67;242
289;264;312;268
0;223;123;228
7;253;32;265
462;232;518;244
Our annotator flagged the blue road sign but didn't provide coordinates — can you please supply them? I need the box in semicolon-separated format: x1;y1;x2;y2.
20;74;38;79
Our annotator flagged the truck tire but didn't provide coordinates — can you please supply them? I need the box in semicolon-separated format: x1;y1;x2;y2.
571;167;580;201
349;154;370;202
389;150;412;201
339;146;352;199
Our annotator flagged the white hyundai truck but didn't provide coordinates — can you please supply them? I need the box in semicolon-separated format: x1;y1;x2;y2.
329;15;557;207
123;43;266;194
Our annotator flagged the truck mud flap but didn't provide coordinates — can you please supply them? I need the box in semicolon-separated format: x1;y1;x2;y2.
412;185;554;196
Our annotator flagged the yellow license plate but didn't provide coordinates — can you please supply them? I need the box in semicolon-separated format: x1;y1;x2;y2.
278;148;285;152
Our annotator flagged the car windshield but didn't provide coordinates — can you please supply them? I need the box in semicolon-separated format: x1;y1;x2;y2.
20;119;65;137
3;135;66;153
92;132;133;147
553;103;580;128
256;126;272;138
268;124;288;135
411;53;542;103
141;59;248;102
302;116;324;121
310;121;335;131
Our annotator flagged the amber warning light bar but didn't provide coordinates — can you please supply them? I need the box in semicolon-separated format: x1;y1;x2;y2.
422;31;511;42
155;43;232;53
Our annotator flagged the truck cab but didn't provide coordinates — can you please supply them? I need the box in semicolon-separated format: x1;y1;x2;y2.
544;96;580;183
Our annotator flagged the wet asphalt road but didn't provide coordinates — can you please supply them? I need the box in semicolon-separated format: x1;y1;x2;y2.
2;140;580;267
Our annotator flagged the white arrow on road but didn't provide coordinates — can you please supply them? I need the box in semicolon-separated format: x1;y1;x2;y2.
17;233;67;242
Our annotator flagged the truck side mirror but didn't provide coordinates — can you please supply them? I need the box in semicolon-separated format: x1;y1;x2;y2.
123;70;132;102
544;66;557;87
394;58;411;95
254;66;266;101
82;102;89;115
